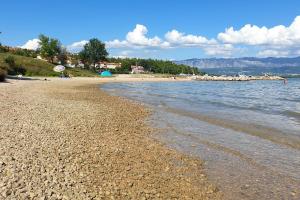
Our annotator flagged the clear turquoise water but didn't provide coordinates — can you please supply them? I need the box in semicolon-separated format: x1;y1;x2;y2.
102;78;300;199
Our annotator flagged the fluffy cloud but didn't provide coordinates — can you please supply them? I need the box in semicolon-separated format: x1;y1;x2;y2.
126;24;162;46
257;50;290;57
165;30;216;46
106;39;130;48
106;25;218;50
111;50;134;58
20;39;40;50
203;44;235;57
105;24;231;56
66;40;88;52
106;24;165;48
22;16;300;58
257;48;300;57
218;16;300;47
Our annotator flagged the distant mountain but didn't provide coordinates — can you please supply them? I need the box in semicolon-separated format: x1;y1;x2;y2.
175;57;300;76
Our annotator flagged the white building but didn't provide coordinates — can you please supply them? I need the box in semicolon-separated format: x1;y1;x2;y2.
99;62;121;69
131;65;145;74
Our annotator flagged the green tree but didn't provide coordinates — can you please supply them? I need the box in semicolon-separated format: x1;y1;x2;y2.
57;47;68;65
105;57;201;75
38;34;61;63
79;38;108;67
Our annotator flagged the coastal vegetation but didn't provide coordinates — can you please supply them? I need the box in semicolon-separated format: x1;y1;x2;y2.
0;53;97;78
0;35;200;81
107;57;201;75
38;34;62;64
0;67;6;81
79;39;108;67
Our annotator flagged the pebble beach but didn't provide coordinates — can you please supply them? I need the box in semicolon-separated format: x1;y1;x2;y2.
0;78;221;199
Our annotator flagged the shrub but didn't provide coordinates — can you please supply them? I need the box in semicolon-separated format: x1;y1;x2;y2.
7;65;26;75
14;48;37;58
0;45;9;53
4;56;26;75
0;68;6;82
5;55;16;67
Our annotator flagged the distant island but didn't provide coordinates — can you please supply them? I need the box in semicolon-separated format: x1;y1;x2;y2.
175;57;300;77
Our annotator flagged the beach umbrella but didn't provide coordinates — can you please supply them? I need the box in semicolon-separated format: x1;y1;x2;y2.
100;70;112;77
53;65;65;72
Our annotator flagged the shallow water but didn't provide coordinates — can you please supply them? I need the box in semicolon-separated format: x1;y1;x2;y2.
102;79;300;199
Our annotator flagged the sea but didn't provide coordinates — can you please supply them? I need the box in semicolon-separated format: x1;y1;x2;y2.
102;78;300;200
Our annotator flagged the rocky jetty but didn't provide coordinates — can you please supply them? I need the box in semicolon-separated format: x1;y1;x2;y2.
194;75;284;81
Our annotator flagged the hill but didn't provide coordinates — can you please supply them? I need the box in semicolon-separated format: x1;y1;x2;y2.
175;57;300;76
0;53;97;77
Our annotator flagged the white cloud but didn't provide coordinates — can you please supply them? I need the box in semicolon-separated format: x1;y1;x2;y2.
257;50;289;57
106;25;218;50
203;44;235;57
126;24;162;46
106;39;129;48
20;39;40;50
165;30;217;46
218;16;300;47
18;16;300;58
111;50;133;58
257;49;300;57
105;24;232;56
67;40;88;52
106;24;164;48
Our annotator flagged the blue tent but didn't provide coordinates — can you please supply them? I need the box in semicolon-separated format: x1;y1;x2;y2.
100;71;112;77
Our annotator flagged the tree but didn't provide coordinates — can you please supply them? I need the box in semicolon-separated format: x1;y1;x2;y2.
38;34;61;63
78;49;89;67
57;47;68;65
79;38;108;67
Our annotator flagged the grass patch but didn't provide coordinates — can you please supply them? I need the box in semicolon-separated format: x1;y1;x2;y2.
65;68;98;77
0;53;97;77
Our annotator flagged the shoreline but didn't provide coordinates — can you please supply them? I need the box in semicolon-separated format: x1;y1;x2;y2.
2;73;285;84
0;78;221;199
100;78;300;200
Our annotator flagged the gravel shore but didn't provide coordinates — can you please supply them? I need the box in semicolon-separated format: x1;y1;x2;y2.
0;78;221;199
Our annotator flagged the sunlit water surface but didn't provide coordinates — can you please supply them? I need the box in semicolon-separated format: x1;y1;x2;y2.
102;78;300;199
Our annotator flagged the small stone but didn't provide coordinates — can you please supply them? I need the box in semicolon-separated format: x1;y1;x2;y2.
29;192;37;198
125;166;131;171
0;161;5;166
241;184;250;190
2;189;11;197
40;196;46;200
128;182;133;187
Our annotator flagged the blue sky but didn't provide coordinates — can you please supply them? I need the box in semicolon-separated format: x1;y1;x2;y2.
1;0;300;60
